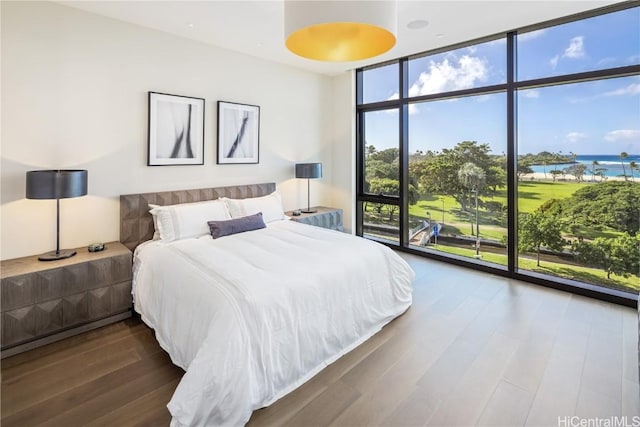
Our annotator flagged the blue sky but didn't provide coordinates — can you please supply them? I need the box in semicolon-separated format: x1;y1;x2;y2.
363;7;640;156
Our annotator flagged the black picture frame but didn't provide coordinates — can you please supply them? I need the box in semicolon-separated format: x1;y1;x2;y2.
217;101;260;164
148;91;205;166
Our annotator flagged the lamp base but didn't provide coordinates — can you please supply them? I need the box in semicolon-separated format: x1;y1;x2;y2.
38;249;77;261
300;209;317;214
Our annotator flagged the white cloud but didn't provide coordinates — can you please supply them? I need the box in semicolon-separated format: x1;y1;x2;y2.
604;83;640;96
386;92;420;114
408;55;488;97
565;132;588;143
627;54;640;63
384;93;419;115
563;36;585;59
550;36;586;69
568;82;640;103
604;129;640;142
523;90;540;99
597;57;616;66
518;29;547;42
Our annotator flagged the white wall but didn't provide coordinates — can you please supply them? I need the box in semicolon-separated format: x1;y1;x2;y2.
329;72;355;233
1;1;342;260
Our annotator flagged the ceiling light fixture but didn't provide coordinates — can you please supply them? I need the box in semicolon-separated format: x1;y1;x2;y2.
407;19;428;30
284;0;396;62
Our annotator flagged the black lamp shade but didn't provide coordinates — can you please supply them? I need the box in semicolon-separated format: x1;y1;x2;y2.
25;169;88;261
295;163;322;179
26;170;88;200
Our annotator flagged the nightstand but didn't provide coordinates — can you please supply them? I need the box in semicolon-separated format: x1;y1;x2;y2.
1;241;132;358
286;206;343;231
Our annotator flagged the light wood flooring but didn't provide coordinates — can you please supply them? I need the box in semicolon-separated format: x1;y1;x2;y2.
2;253;639;426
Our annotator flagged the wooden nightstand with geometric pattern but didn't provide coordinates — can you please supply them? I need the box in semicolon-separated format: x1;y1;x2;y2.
0;241;132;358
285;206;343;232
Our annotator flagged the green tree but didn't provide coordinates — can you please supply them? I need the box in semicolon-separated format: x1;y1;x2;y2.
369;147;399;164
572;233;640;279
365;144;377;157
366;159;396;180
517;163;534;181
408;156;433;194
368;178;419;221
565;163;587;182
369;177;399;197
620;152;629;181
458;162;485;236
365;147;399;192
595;167;608;182
487;165;506;192
550;169;562;182
629;160;637;182
368;178;397;217
418;141;503;211
566;181;640;235
590;160;599;182
518;211;565;266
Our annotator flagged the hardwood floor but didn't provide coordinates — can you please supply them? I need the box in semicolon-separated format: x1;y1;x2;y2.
2;253;638;426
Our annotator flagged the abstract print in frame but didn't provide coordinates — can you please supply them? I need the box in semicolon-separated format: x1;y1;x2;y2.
148;92;205;166
217;101;260;164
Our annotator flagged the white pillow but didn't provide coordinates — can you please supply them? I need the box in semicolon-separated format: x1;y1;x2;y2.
149;204;161;240
149;199;231;241
223;191;285;224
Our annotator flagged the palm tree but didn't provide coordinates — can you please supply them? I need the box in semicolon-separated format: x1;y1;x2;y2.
458;162;486;237
554;150;563;172
620;152;628;181
591;160;599;182
365;144;376;157
630;161;637;182
596;168;608;181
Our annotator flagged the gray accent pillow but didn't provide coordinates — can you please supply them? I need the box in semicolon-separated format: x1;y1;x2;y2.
208;212;266;239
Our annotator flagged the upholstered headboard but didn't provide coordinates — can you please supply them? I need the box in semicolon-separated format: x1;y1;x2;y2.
120;182;276;252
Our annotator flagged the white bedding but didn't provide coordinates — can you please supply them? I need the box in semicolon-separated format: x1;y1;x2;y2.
133;220;414;426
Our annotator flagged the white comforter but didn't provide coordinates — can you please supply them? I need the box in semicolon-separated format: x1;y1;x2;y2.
133;220;414;426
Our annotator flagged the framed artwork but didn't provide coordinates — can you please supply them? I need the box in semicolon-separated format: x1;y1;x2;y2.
217;101;260;164
148;92;205;166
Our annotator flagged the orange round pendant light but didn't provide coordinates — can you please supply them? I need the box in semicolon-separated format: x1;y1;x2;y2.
285;1;397;62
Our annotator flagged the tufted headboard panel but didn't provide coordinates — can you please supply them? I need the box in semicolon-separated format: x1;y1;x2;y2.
119;182;276;252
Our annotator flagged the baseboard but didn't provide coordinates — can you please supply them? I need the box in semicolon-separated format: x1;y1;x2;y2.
0;311;132;359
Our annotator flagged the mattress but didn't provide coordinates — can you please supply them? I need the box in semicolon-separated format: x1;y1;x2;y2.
133;220;414;426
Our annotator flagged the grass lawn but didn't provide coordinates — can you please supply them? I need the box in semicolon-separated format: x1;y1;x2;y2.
411;180;594;219
409;180;618;242
500;180;592;213
428;244;640;293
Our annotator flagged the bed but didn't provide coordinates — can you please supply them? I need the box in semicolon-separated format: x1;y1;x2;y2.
120;183;415;426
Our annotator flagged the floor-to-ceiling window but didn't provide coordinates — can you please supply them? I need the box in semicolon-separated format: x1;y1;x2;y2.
361;108;401;243
356;3;640;304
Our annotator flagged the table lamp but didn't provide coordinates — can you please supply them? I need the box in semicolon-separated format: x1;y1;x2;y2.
295;163;322;213
26;169;88;261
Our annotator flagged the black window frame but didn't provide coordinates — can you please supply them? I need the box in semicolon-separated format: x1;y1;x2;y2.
355;1;640;307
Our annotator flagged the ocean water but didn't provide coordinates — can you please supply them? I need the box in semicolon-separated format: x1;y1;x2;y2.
530;154;640;178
